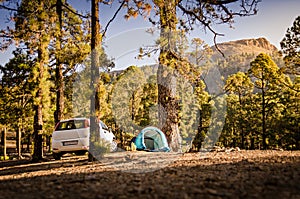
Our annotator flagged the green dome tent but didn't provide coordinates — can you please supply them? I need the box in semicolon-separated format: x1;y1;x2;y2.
134;127;170;152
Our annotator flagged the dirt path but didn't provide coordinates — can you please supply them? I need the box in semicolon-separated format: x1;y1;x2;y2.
1;150;300;199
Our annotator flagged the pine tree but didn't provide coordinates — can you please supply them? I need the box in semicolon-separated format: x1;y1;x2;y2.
281;16;300;75
279;76;300;149
248;53;285;149
225;72;253;148
13;0;57;161
0;49;35;158
52;0;90;124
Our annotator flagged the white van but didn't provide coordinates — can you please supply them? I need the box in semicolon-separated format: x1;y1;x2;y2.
51;118;117;160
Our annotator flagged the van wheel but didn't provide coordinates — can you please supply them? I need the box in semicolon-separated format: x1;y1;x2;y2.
53;152;62;160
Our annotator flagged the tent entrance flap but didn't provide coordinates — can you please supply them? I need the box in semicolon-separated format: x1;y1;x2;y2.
144;137;154;150
144;131;163;150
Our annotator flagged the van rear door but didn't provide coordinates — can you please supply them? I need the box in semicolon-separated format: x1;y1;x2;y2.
52;119;89;141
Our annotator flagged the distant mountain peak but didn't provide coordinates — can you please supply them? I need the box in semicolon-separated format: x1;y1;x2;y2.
228;37;277;51
212;37;278;59
210;37;281;79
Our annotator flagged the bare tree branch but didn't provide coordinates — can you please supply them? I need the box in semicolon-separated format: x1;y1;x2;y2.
177;0;260;57
102;0;125;37
0;4;18;12
62;2;89;19
177;3;225;57
203;0;238;5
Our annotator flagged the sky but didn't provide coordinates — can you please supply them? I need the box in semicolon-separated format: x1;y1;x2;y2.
0;0;300;70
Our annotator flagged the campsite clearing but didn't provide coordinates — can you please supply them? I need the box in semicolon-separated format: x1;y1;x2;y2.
0;150;300;198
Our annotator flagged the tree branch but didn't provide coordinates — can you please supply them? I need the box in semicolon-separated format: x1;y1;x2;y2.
202;0;238;5
62;2;89;19
102;0;125;37
0;4;18;12
178;3;225;57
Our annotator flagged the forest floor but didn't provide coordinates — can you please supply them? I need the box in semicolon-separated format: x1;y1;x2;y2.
0;150;300;199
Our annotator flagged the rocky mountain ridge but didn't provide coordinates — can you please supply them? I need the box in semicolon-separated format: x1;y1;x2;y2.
210;37;282;78
211;37;278;59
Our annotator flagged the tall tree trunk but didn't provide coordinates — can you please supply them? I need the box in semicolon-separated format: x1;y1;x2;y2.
55;64;64;124
16;124;22;159
32;42;48;162
54;0;64;124
2;127;7;159
33;82;44;161
262;81;267;149
238;94;245;149
197;108;204;150
33;103;43;162
156;0;181;152
89;0;101;161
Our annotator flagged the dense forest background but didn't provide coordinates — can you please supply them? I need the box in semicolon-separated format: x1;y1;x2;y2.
0;0;299;160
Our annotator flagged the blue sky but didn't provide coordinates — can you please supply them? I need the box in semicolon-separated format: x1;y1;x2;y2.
101;0;300;70
0;0;300;70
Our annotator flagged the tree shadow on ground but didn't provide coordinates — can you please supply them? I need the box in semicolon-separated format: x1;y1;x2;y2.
0;152;300;199
0;155;89;176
